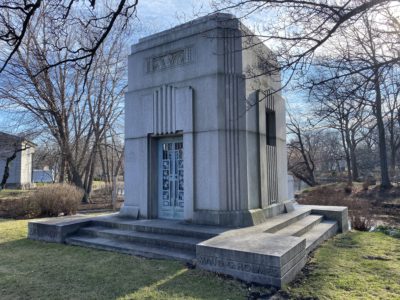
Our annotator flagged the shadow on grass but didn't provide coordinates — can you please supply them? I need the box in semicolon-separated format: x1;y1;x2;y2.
122;266;249;300
0;218;12;223
331;232;361;248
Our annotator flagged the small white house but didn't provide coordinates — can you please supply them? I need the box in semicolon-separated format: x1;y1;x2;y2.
0;132;36;189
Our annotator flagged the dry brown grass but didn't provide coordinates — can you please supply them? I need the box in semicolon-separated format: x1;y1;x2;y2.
6;197;39;219
34;184;83;217
347;199;375;231
297;183;375;231
5;184;83;218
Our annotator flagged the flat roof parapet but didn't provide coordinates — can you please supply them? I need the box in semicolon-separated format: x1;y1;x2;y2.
131;13;239;54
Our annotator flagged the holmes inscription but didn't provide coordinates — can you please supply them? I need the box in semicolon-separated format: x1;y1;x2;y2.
197;255;279;277
146;47;193;73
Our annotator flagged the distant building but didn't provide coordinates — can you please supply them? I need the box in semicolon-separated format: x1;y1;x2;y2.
0;132;36;189
32;169;54;183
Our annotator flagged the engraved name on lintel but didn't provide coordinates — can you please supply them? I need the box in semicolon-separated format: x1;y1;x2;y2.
146;47;193;73
197;255;274;276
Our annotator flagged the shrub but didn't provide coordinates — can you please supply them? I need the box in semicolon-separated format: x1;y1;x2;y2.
32;184;84;217
366;175;377;185
344;185;353;194
349;201;374;231
7;197;40;219
3;184;83;219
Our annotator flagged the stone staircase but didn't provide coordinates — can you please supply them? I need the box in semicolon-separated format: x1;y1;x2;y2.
65;209;338;263
29;205;347;287
195;207;343;287
267;214;338;253
65;218;225;262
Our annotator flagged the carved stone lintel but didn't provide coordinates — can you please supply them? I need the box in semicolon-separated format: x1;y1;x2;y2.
146;47;192;73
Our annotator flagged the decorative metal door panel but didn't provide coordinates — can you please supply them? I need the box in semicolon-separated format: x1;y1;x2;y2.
158;138;184;219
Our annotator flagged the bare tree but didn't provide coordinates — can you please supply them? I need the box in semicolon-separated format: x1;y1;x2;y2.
287;113;319;186
32;141;60;180
0;0;137;75
0;6;126;201
212;0;399;86
213;1;399;189
382;69;400;178
309;71;375;183
308;10;398;188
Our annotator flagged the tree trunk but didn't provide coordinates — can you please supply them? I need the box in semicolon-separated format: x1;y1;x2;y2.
105;138;111;183
85;151;97;204
341;129;352;184
349;130;359;181
112;152;124;211
373;70;391;189
59;156;66;183
388;116;398;178
0;152;17;190
350;148;359;181
98;144;107;181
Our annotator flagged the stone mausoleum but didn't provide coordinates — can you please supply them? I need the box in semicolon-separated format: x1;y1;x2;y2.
122;13;288;226
29;14;348;287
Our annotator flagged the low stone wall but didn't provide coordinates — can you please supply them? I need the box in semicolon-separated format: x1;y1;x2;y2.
197;233;306;287
309;205;349;232
28;215;93;243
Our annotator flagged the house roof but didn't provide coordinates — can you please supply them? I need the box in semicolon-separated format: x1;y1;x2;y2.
0;131;37;147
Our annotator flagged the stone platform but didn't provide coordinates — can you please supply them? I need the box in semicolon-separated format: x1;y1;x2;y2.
28;205;348;287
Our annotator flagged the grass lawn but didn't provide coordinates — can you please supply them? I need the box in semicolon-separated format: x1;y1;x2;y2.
285;232;400;299
0;219;249;300
0;189;30;199
1;218;400;299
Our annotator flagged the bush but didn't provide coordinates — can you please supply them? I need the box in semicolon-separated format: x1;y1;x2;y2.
344;185;353;194
3;184;83;219
7;197;40;219
349;199;374;231
32;184;84;217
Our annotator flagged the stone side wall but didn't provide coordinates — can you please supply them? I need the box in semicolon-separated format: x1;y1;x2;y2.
240;27;288;207
20;143;34;185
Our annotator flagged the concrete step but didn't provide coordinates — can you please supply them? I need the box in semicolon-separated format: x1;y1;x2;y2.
92;218;225;239
302;220;338;253
65;235;196;262
262;208;312;233
78;226;202;252
273;215;323;237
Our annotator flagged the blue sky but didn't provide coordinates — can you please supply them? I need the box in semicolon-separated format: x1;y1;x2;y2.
133;0;212;41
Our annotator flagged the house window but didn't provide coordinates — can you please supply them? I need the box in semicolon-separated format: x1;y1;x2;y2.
266;109;276;146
